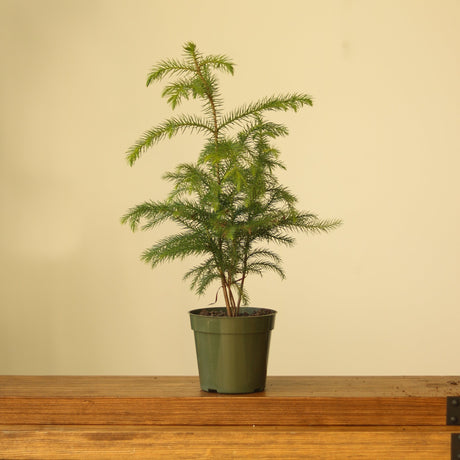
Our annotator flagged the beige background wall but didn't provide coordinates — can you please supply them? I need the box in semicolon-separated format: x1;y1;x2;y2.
1;0;459;375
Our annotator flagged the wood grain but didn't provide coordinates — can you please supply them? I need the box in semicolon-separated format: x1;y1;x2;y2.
0;425;455;459
2;375;459;397
0;395;448;426
1;376;459;426
1;377;459;458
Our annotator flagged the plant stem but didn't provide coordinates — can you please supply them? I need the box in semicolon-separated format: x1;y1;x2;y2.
228;275;237;315
221;276;232;316
190;52;219;146
191;48;233;313
236;237;250;313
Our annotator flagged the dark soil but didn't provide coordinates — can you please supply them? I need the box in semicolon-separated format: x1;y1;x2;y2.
197;308;274;317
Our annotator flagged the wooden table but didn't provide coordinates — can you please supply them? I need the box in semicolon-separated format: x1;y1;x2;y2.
1;376;459;459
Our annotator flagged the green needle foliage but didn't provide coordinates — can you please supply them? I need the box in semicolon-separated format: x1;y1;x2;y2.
122;42;342;316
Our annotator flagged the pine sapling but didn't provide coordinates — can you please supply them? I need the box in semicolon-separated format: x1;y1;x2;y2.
121;42;341;316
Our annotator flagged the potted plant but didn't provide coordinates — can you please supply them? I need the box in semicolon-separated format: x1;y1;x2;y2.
122;42;341;393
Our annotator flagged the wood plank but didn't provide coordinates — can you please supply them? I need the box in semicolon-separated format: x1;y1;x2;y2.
0;395;448;426
1;376;459;397
0;425;455;460
1;376;458;426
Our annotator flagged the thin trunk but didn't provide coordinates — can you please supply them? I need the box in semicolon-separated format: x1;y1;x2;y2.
221;276;232;316
193;49;231;316
236;273;246;314
191;54;221;195
236;238;251;314
191;53;220;147
227;277;237;316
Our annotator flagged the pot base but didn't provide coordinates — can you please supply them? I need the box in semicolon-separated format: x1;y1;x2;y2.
203;386;265;394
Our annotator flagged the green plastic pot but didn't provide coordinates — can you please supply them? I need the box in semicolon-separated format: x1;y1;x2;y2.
189;307;277;394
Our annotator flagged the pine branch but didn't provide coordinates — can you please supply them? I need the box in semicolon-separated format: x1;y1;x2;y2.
146;58;195;86
265;186;298;207
237;119;289;144
258;230;296;246
247;248;282;264
120;200;171;231
163;163;211;199
218;94;313;132
161;76;207;109
126;115;213;165
295;216;343;234
200;55;235;75
183;257;220;295
246;261;286;279
142;231;210;268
